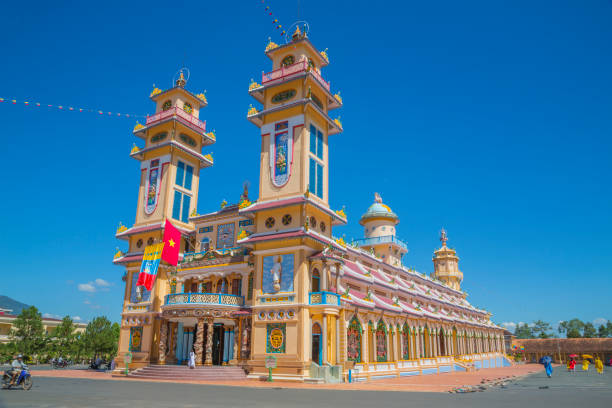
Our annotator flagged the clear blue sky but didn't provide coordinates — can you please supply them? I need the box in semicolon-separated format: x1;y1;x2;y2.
1;1;611;331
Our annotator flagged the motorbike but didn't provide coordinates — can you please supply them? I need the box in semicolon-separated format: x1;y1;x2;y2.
52;359;69;369
2;366;33;390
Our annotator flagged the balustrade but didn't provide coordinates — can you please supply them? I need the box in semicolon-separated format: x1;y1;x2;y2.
165;292;244;307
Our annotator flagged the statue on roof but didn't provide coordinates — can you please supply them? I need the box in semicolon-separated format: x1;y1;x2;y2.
374;192;382;203
440;228;448;246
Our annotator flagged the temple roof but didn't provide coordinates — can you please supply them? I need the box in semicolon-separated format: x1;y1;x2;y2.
359;193;399;225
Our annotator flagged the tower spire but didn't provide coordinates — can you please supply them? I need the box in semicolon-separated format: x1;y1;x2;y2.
440;228;448;247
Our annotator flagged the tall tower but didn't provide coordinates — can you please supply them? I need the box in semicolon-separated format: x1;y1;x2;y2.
243;27;345;379
357;193;408;267
432;228;463;290
114;71;214;369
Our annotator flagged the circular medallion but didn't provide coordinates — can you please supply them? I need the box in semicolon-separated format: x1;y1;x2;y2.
269;328;284;349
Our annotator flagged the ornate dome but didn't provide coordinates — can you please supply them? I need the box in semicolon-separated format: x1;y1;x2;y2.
359;193;399;225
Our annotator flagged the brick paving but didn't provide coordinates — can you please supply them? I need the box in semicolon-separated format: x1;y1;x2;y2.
32;364;544;392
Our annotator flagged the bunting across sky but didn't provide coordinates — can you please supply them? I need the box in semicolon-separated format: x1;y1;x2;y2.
261;0;286;37
0;96;147;118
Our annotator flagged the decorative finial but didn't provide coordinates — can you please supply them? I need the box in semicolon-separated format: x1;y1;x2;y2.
374;192;382;203
292;25;302;41
176;71;186;87
440;228;448;246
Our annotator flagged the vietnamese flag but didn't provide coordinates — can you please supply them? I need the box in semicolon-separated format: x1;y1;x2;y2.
162;220;181;265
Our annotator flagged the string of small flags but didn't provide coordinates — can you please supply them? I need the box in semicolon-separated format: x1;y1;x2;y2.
0;97;147;118
261;0;286;37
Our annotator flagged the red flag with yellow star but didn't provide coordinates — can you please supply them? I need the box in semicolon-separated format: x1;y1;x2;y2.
161;220;181;266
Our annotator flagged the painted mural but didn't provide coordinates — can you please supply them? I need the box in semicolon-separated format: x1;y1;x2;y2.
262;254;294;293
266;323;286;353
144;159;161;214
216;222;235;249
271;121;292;187
130;272;151;303
347;317;362;362
376;321;387;362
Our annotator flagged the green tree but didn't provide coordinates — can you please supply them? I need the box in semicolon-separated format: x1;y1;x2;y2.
10;306;47;359
515;323;534;339
53;316;76;357
532;320;553;339
83;317;119;359
583;322;597;338
559;319;584;338
597;321;609;338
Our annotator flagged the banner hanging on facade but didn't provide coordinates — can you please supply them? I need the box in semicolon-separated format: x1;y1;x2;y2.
136;242;165;291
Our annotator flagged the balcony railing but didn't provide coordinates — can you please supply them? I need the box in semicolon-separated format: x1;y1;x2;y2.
165;292;244;307
262;60;330;91
309;291;340;306
352;235;408;251
145;107;206;134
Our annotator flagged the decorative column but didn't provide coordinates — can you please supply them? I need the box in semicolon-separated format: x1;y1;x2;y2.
322;313;328;364
321;261;328;291
195;318;205;365
335;263;341;293
362;320;369;366
205;317;214;365
168;322;177;361
158;319;168;365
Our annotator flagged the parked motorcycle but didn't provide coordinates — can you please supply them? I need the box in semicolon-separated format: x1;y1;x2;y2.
1;366;33;390
52;359;69;369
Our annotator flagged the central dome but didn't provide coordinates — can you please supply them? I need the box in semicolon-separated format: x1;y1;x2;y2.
359;193;399;225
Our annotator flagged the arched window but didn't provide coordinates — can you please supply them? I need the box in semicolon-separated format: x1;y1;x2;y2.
376;320;387;362
311;268;320;292
347;316;362;363
162;100;172;111
217;278;228;294
312;323;322;365
402;324;411;360
201;237;210;252
281;55;295;67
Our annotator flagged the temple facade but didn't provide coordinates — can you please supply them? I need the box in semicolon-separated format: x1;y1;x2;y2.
113;28;507;381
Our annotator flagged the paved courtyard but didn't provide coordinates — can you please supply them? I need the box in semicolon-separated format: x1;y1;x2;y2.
1;365;610;408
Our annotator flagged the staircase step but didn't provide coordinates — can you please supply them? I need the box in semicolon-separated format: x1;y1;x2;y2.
130;365;247;381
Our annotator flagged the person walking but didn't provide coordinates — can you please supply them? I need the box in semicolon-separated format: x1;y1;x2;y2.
582;358;590;372
543;356;553;378
595;357;604;375
188;350;196;369
568;358;576;374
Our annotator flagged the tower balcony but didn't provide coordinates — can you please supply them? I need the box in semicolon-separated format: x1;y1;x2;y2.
164;292;245;308
134;107;212;144
309;291;341;306
262;60;329;90
352;235;408;251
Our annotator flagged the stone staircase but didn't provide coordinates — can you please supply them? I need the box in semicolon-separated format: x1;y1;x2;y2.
129;365;248;381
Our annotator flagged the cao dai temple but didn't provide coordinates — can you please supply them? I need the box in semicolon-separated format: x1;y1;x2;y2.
113;28;508;382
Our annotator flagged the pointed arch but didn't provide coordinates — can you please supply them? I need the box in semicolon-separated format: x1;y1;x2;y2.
375;319;388;362
452;326;458;356
347;316;362;363
401;323;411;360
423;325;430;358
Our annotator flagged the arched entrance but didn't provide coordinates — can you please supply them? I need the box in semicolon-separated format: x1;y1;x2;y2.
311;268;320;292
439;329;446;356
312;323;322;365
452;327;458;356
423;326;430;357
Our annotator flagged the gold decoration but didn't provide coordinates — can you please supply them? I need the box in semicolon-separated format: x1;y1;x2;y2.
333;92;342;104
265;37;278;52
342;287;350;299
206;131;216;141
220;199;227;209
131;143;140;154
321;48;329;63
249;79;261;91
150;87;162;97
333;117;342;128
133;122;144;131
204;153;213;163
113;248;123;260
196;91;207;103
116;222;128;234
238;199;251;209
335;237;347;247
191;208;199;217
237;229;248;241
335;207;346;219
247;104;258;116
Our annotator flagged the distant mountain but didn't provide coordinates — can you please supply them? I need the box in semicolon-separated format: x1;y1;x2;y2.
0;296;31;315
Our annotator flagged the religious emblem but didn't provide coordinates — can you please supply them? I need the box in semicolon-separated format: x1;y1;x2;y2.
130;327;143;352
266;323;286;353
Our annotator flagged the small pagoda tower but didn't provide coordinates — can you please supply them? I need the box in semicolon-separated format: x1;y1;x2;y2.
432;228;463;290
358;193;408;267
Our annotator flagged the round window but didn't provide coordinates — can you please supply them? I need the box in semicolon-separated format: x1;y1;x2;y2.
282;214;292;225
136;239;143;248
281;55;295;67
147;237;154;245
162;100;172;111
183;103;193;114
309;216;317;228
320;222;326;233
265;217;275;228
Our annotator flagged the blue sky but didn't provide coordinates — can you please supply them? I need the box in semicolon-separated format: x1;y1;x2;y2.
1;1;611;332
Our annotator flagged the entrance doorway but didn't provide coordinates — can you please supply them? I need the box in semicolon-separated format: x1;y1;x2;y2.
212;325;225;365
312;323;322;365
